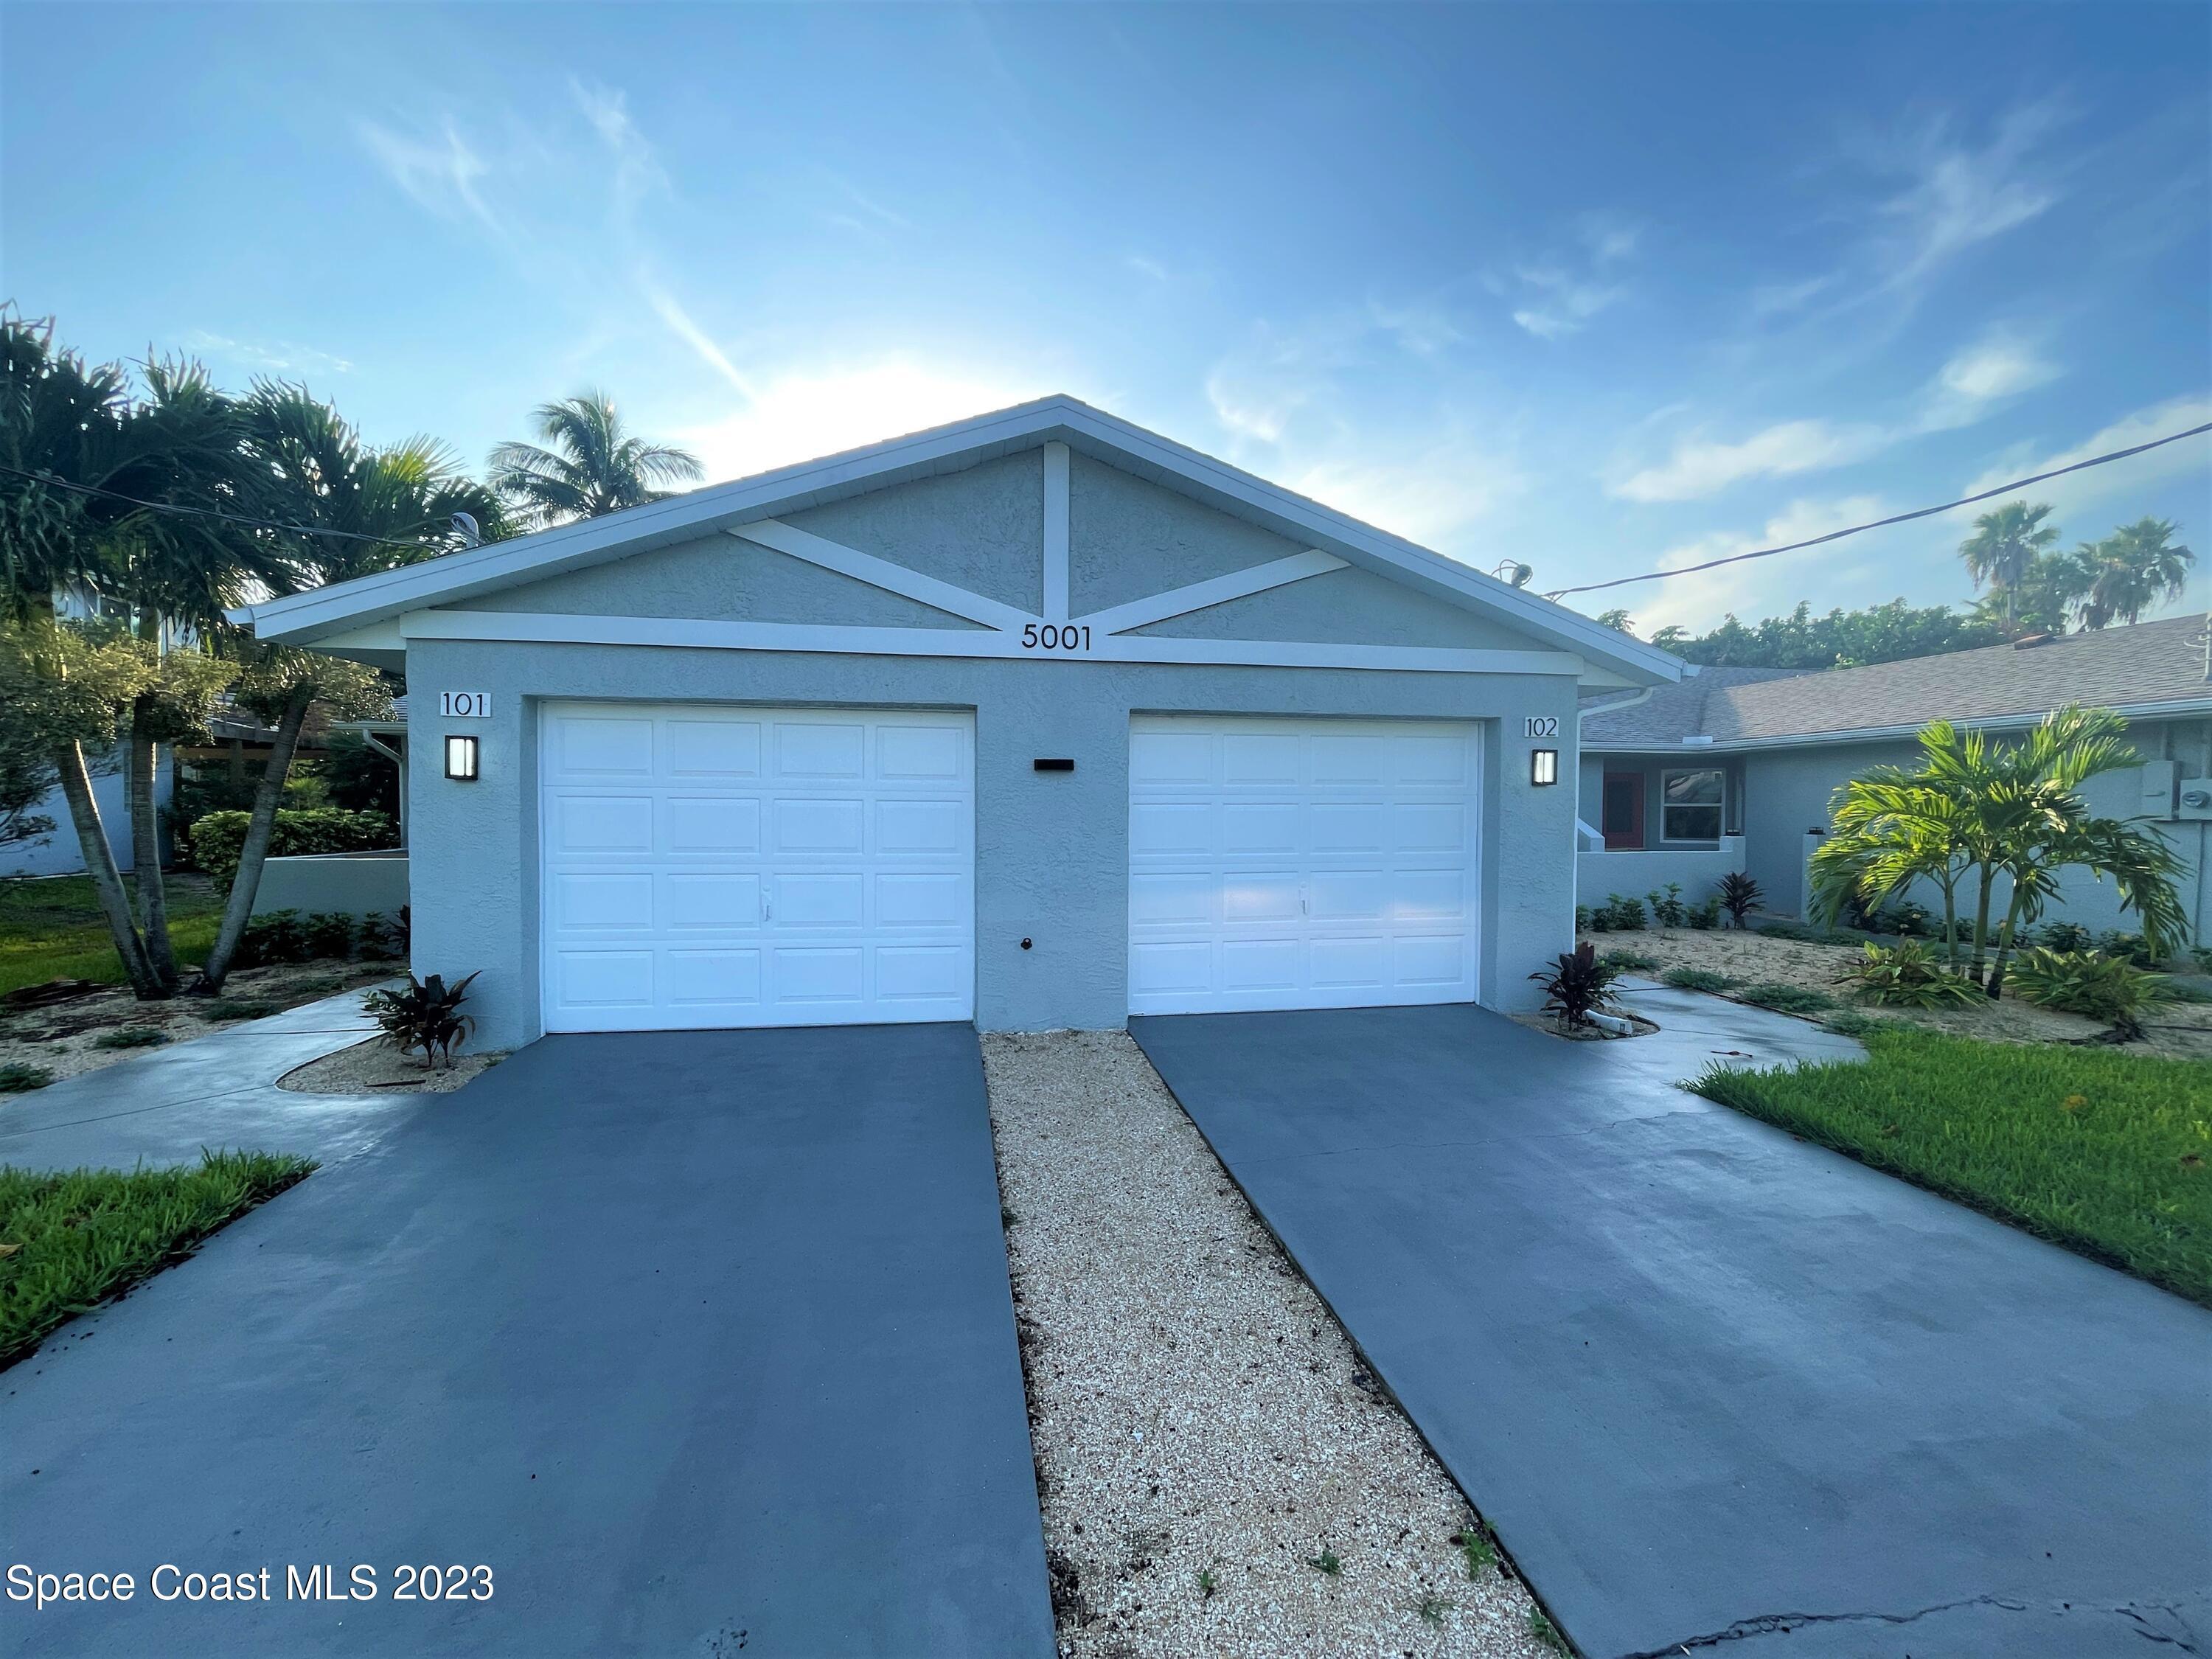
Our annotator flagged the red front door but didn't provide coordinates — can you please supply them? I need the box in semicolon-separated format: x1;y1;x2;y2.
1601;771;1645;849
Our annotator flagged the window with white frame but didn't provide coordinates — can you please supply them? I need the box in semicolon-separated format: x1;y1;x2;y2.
1660;768;1724;842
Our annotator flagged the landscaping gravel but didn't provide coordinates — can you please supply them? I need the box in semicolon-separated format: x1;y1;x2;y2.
278;1034;504;1095
982;1030;1554;1659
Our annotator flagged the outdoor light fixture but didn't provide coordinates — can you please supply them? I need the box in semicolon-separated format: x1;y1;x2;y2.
445;734;480;782
1531;748;1559;787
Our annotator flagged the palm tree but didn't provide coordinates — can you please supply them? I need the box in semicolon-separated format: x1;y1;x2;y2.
0;313;254;997
1958;501;2059;630
488;391;703;531
196;383;509;991
1813;708;2189;995
2075;518;2196;630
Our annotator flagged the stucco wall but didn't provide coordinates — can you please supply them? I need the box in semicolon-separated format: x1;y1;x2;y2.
1134;563;1538;650
1068;453;1301;614
475;535;985;630
0;747;168;879
785;450;1046;614
404;639;1583;1049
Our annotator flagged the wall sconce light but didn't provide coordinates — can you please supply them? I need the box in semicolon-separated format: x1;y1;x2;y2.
445;734;480;782
1531;748;1559;787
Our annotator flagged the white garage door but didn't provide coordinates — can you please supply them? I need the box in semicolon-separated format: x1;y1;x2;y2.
1127;715;1480;1015
540;703;973;1032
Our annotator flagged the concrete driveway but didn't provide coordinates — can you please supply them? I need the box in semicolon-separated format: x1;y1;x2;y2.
1;1023;1054;1658
1133;993;2212;1659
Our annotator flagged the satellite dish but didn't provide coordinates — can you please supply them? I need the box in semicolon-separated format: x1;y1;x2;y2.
1492;560;1533;588
451;511;481;549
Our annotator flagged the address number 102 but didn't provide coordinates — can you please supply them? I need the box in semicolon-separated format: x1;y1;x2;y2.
1020;624;1092;653
1523;716;1559;738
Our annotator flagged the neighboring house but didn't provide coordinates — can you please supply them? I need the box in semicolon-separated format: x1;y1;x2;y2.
0;751;171;880
232;394;1680;1050
1578;616;2212;946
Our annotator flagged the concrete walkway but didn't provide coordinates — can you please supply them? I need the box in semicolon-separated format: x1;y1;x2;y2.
1133;995;2212;1659
1;1023;1054;1658
0;990;423;1172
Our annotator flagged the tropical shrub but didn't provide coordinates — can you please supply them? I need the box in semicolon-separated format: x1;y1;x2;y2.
358;910;408;961
1837;941;1981;1007
237;909;309;968
1739;982;1835;1015
1687;896;1722;930
1573;905;1595;935
189;807;396;890
1599;949;1658;972
362;971;479;1068
2037;921;2094;953
2096;931;2157;969
298;911;355;960
1646;883;1688;928
1600;893;1646;931
2005;949;2174;1038
91;1026;169;1049
1663;966;1736;992
1716;872;1762;928
1528;942;1619;1031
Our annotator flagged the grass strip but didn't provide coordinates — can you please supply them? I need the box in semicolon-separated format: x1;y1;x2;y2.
1691;1026;2212;1306
0;1152;315;1366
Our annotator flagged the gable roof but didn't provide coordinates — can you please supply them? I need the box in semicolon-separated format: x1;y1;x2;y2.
229;394;1680;686
1582;614;2212;750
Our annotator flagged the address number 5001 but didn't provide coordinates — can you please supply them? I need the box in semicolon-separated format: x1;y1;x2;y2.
1020;624;1092;653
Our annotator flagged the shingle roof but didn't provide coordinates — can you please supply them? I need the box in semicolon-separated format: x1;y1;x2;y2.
1582;614;2212;749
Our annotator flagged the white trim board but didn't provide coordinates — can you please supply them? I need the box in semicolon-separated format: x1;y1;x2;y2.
1077;550;1347;636
726;519;1032;632
397;608;1585;676
230;394;1682;687
1043;442;1070;625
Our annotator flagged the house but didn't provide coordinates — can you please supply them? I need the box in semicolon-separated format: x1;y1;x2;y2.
1578;615;2212;946
231;395;1680;1049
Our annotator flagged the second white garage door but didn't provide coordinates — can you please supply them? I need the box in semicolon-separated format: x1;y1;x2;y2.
540;703;973;1031
1127;715;1481;1015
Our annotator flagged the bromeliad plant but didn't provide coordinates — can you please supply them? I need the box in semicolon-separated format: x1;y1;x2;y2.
1716;872;1761;928
1529;942;1621;1032
1837;941;1981;1008
361;971;479;1069
2004;949;2175;1040
1809;708;2189;995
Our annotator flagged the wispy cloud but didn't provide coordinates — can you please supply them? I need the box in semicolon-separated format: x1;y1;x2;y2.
1958;393;2212;528
1500;212;1640;341
356;116;501;238
1613;419;1885;503
180;330;353;378
1867;102;2067;294
1292;434;1525;547
1615;326;2065;501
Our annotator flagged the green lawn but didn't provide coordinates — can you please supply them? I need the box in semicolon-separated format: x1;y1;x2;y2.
0;1152;314;1367
0;874;223;996
1691;1026;2212;1307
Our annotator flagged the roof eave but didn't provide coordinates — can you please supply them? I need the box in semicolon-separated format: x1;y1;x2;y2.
1582;694;2212;753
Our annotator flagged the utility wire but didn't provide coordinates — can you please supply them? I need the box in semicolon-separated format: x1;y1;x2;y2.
0;462;456;552
1544;420;2212;601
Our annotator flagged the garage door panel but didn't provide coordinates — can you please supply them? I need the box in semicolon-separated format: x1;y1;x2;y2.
877;723;965;780
1224;801;1301;854
553;795;654;855
666;719;761;778
876;798;964;857
543;704;972;1032
1223;872;1302;923
1130;730;1215;786
775;721;866;779
555;950;655;1009
554;872;655;932
773;796;866;855
877;945;968;1001
665;949;762;1006
878;873;964;928
775;872;866;928
1131;801;1214;857
664;872;761;931
1130;716;1478;1015
665;796;761;855
557;717;655;776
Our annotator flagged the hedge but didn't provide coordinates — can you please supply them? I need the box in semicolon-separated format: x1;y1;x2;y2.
189;807;397;889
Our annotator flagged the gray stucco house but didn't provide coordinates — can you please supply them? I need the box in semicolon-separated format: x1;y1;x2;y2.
1578;614;2212;947
232;396;1679;1048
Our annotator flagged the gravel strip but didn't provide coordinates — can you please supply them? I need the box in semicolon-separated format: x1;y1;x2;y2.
277;1034;506;1094
983;1030;1556;1659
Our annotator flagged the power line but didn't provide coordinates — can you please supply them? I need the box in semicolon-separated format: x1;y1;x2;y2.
0;462;456;552
1545;420;2212;602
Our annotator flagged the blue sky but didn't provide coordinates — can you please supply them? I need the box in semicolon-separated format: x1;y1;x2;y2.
4;2;2208;634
